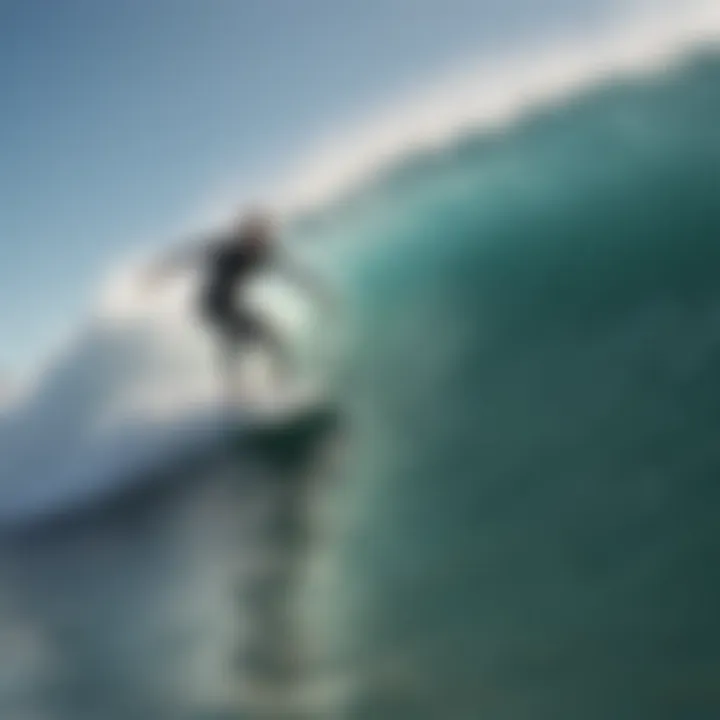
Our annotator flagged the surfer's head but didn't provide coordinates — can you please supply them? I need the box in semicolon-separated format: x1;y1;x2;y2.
234;208;275;256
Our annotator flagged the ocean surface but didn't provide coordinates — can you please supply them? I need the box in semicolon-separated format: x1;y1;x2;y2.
1;45;720;719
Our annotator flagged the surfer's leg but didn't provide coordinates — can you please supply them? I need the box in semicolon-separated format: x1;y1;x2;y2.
206;309;248;401
216;331;245;402
200;295;239;400
236;312;292;383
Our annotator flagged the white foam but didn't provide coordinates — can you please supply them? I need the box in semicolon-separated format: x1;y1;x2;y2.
276;1;720;214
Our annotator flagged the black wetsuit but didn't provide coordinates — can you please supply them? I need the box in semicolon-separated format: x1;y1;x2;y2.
200;237;269;341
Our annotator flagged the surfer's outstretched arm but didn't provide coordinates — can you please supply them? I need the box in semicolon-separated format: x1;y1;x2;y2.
144;233;222;284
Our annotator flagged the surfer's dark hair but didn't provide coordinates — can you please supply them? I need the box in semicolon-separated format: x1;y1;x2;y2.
234;208;274;242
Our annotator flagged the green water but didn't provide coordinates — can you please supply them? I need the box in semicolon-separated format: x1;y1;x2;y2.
314;50;720;719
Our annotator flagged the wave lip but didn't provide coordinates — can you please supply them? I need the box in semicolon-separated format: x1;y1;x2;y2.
278;1;720;215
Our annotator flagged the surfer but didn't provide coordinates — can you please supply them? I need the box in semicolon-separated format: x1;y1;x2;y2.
146;210;328;393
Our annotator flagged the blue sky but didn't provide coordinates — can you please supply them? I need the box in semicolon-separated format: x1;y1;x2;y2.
0;0;617;371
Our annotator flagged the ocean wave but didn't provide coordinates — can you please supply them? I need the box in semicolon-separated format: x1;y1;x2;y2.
1;3;718;524
278;0;720;216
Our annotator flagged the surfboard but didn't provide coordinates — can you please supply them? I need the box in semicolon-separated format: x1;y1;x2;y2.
223;378;328;422
224;381;343;469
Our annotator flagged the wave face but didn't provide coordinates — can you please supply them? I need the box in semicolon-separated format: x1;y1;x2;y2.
0;46;719;720
312;50;720;718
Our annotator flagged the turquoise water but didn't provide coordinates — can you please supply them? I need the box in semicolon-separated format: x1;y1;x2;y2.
314;50;720;719
0;49;719;719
